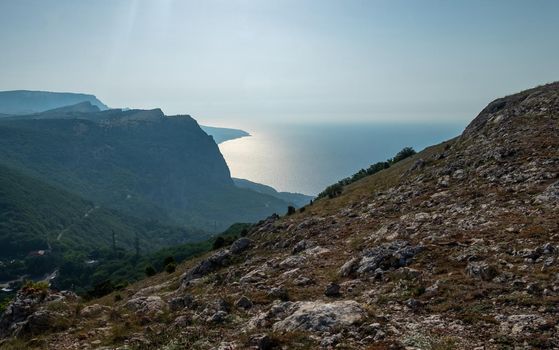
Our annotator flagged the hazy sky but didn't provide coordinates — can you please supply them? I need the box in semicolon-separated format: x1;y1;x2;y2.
1;0;558;126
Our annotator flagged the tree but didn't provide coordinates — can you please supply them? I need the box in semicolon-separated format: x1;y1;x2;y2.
391;147;416;164
165;262;176;273
145;265;156;277
213;236;226;250
163;256;176;267
87;280;115;299
287;206;296;215
321;183;343;199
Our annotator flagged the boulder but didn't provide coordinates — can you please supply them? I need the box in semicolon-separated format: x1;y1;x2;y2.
253;334;274;350
339;257;360;277
125;296;167;316
324;282;341;297
340;241;424;277
25;310;61;334
267;286;289;301
497;314;548;336
181;249;232;283
235;296;253;310
465;261;498;281
173;315;192;328
534;180;559;205
168;294;194;311
80;304;111;318
293;276;314;286
240;268;268;284
292;240;311;254
207;310;228;324
272;300;365;333
230;238;252;255
279;255;307;269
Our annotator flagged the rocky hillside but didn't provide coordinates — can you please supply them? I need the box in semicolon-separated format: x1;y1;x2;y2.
1;83;558;349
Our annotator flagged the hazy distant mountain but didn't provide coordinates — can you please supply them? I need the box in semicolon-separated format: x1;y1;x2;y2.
0;107;290;231
233;177;313;207
1;101;102;120
0;90;108;115
201;125;250;144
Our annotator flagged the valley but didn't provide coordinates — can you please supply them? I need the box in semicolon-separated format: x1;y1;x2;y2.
0;91;309;301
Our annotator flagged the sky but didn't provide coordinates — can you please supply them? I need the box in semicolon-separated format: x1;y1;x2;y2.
1;0;558;126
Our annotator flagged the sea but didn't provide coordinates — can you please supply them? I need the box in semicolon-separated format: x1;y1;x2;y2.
218;122;466;196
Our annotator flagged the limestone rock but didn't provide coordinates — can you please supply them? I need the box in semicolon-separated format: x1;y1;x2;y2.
181;249;232;283
230;238;252;255
271;300;365;333
465;261;498;281
324;282;341;297
235;296;253;310
125;296;167;316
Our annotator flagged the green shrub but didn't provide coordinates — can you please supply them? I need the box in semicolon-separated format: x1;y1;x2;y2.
391;146;416;164
163;256;176;267
0;296;14;314
212;236;226;250
165;262;177;273
87;280;114;299
317;147;415;200
145;265;156;277
320;183;343;199
287;206;296;215
21;280;49;296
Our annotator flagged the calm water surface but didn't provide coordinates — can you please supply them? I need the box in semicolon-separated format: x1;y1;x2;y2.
219;122;465;195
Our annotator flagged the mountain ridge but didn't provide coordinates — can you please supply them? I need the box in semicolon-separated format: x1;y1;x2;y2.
1;83;557;349
0;90;108;115
233;178;313;208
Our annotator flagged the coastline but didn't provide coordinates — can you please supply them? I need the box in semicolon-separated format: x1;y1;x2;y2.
200;125;251;144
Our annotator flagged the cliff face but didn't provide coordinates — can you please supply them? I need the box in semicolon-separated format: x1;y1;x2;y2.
1;83;558;349
0;108;290;231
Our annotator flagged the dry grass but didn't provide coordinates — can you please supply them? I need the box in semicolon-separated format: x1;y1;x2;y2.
305;139;456;218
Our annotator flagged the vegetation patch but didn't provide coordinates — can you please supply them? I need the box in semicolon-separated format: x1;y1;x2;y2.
317;147;416;199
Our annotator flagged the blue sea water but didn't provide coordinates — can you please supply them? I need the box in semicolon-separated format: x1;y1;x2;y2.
218;122;466;196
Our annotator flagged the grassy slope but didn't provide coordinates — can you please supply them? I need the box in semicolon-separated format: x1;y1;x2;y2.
0;163;206;261
308;139;457;216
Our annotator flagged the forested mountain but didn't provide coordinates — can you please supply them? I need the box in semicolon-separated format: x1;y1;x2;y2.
0;163;207;281
0;106;290;231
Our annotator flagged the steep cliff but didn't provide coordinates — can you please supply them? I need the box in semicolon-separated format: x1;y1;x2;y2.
0;108;290;230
